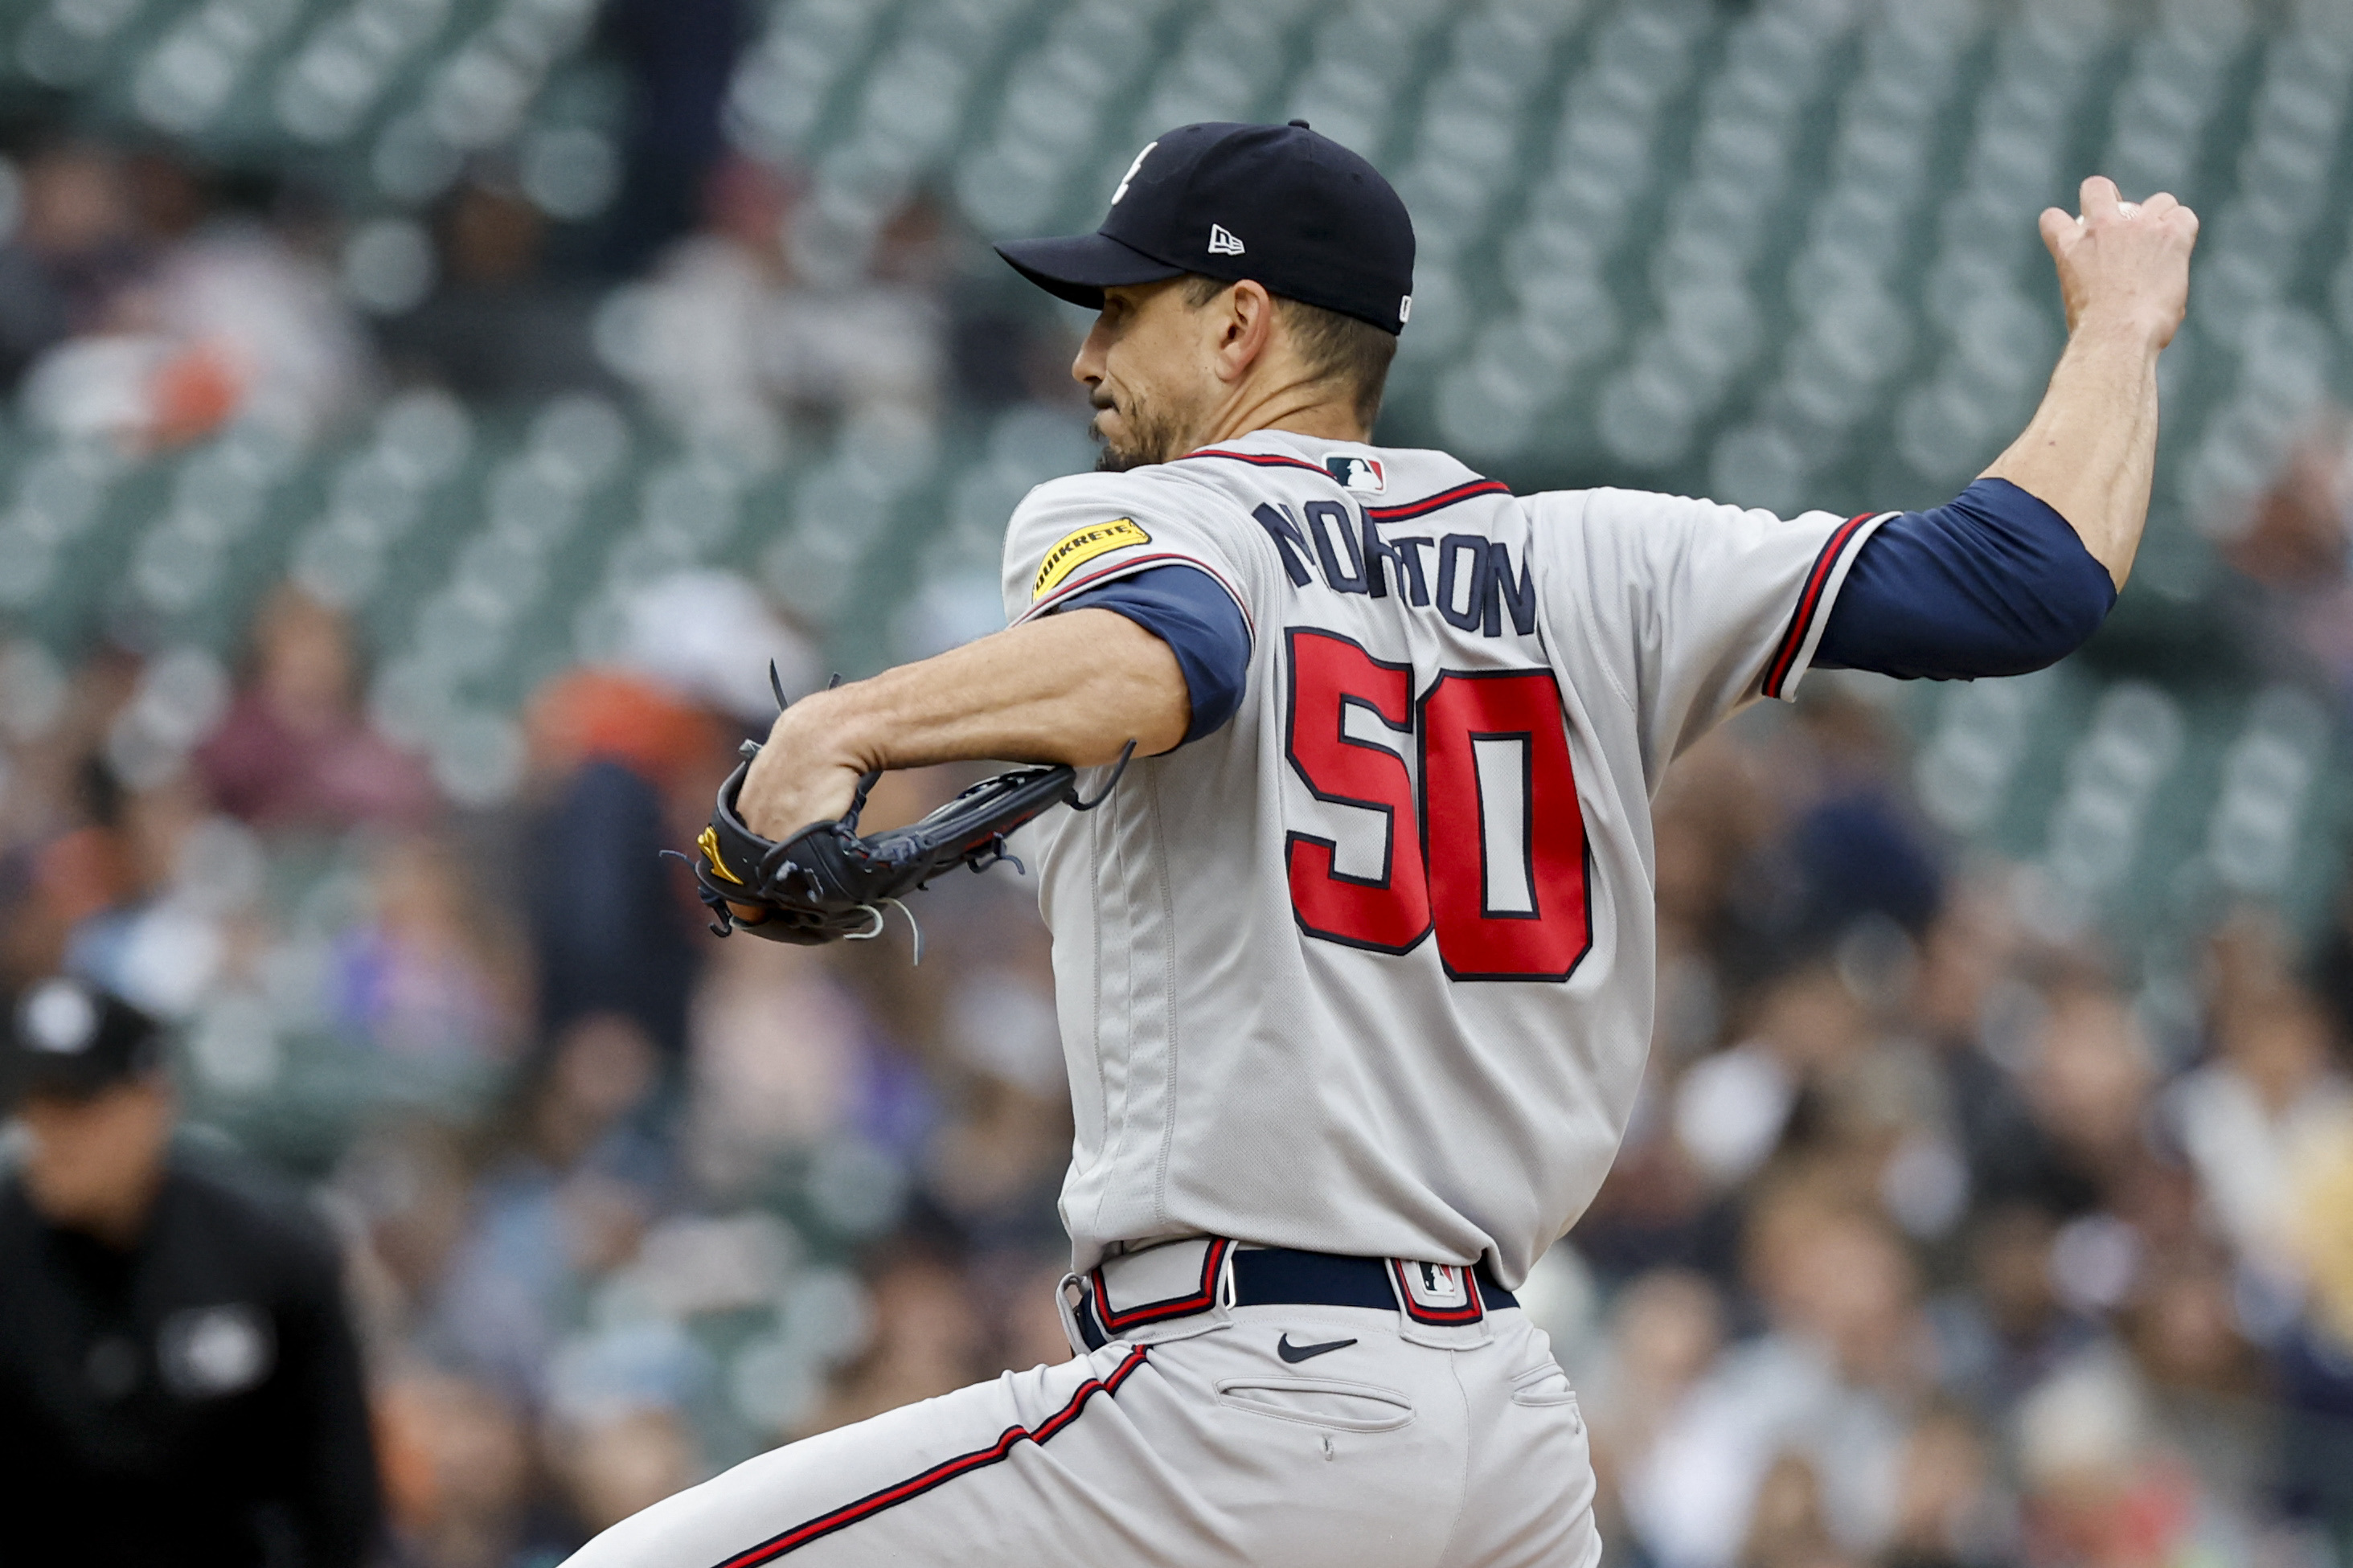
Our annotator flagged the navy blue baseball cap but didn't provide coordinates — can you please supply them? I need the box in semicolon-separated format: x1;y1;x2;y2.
995;121;1416;335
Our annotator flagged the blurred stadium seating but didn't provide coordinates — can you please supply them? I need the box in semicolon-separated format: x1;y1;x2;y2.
8;2;2353;1558
3;0;2348;955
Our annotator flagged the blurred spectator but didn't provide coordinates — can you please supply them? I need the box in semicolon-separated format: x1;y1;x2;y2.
613;568;816;728
2218;417;2353;710
1755;686;1945;964
600;155;796;459
686;936;867;1195
16;754;143;976
1928;1204;2100;1421
1625;1185;1935;1568
129;154;373;443
328;835;525;1062
797;1243;983;1439
375;1365;560;1568
2169;982;2353;1271
382;174;608;400
599;0;746;276
551;1405;704;1545
334;1120;475;1349
2019;973;2158;1220
9;747;244;1022
1583;1269;1728;1553
523;669;722;1060
0;142;145;386
18;153;373;448
944;261;1091;417
1736;1451;1854;1568
1880;1403;2002;1568
2011;1345;2248;1568
1671;959;1875;1193
2121;1246;2273;1520
0;979;381;1566
2279;1112;2353;1534
604;156;945;459
60;772;244;1021
195;585;438;833
428;1012;667;1402
527;573;808;1065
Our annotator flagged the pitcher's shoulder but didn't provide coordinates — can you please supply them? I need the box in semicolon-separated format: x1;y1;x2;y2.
1014;463;1245;525
1177;440;1485;497
1520;485;1730;530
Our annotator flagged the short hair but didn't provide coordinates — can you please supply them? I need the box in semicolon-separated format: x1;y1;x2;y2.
1182;275;1397;428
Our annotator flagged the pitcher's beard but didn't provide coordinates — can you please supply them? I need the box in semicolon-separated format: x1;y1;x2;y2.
1090;393;1194;473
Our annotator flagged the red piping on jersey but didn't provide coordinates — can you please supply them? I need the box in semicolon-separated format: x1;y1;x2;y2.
1181;447;1330;473
707;1345;1150;1565
1021;551;1256;641
1388;1258;1488;1324
1762;513;1880;699
1089;1237;1233;1333
1363;478;1514;522
1179;448;1511;523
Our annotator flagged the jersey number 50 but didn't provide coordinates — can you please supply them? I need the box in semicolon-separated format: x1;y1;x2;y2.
1283;628;1592;982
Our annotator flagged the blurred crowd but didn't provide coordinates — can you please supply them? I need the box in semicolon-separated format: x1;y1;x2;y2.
1566;686;2353;1568
2;568;1084;1565
12;555;2353;1568
0;123;1080;465
3;18;2353;1568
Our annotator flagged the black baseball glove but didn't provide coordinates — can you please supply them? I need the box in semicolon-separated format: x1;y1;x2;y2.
687;734;1132;953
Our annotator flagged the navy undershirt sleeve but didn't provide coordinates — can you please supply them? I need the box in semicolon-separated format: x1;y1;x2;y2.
1055;563;1251;744
1814;477;2118;681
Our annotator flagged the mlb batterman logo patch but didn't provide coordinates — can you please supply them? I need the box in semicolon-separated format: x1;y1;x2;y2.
1033;518;1150;599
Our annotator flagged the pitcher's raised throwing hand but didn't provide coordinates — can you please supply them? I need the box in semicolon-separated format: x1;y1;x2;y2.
2038;174;2199;346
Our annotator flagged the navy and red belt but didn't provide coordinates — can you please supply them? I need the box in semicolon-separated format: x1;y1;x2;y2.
1076;1245;1518;1350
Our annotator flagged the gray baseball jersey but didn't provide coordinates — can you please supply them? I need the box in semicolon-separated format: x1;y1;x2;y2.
1002;428;1888;1288
562;432;1877;1566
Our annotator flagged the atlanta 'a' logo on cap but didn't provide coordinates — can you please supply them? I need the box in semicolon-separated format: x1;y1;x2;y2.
1112;141;1157;205
1207;223;1245;256
1326;455;1385;493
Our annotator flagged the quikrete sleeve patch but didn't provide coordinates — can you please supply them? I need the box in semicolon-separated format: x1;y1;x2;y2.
1033;518;1150;599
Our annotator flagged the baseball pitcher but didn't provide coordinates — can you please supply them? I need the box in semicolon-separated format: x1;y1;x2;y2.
578;121;2196;1566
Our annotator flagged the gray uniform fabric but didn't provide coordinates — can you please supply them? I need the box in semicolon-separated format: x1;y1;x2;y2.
565;428;1876;1566
568;1245;1597;1568
1004;429;1881;1288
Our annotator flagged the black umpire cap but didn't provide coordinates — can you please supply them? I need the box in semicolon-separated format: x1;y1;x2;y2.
995;121;1416;336
3;976;168;1104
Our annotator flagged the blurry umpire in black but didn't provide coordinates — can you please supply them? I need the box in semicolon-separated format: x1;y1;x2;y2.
0;977;382;1566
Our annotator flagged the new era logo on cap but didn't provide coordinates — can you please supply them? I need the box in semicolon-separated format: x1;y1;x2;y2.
1207;223;1245;256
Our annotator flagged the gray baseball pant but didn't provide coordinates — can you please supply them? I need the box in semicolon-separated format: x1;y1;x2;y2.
564;1245;1601;1567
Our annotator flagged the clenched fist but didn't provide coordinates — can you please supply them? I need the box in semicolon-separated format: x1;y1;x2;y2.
2038;174;2199;347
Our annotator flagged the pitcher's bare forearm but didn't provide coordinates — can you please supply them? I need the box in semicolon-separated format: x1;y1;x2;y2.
1980;177;2198;589
1982;313;2163;585
736;608;1191;839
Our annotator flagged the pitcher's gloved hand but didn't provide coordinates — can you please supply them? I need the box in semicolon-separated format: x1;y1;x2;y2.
688;740;1133;950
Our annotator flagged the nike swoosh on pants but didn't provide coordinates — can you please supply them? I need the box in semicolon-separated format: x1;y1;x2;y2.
1276;1334;1357;1363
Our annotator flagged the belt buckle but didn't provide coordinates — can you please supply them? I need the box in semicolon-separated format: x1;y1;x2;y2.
1388;1258;1486;1326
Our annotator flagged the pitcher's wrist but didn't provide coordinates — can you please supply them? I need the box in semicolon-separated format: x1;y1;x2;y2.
2068;300;2177;352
